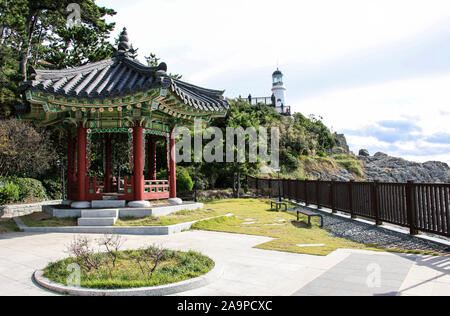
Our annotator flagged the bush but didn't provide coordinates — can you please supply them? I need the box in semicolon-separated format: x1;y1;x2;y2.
156;167;193;193
42;179;62;200
2;178;47;202
0;182;20;205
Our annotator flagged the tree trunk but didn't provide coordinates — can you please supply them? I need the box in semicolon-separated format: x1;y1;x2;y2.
19;12;39;81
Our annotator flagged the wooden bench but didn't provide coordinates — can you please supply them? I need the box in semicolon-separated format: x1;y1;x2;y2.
271;200;288;212
292;208;324;228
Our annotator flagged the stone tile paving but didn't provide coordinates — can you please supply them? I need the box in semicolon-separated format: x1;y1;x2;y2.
0;231;448;296
293;253;415;296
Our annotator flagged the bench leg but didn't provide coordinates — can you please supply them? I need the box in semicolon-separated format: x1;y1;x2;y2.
308;216;311;226
297;212;300;222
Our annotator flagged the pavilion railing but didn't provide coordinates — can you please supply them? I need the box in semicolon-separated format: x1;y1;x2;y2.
247;176;450;237
144;180;170;200
87;177;105;201
84;176;169;201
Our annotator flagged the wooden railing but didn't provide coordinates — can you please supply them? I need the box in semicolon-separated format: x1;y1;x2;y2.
84;176;169;201
247;176;450;237
144;180;170;200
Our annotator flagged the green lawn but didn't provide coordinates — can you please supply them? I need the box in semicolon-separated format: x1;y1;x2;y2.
0;218;20;234
20;212;77;227
44;249;214;289
192;199;441;256
116;208;229;226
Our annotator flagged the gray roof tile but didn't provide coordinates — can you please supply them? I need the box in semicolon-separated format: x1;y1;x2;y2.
24;55;229;113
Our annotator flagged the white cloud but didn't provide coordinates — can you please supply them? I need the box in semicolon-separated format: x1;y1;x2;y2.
98;0;450;84
96;0;450;164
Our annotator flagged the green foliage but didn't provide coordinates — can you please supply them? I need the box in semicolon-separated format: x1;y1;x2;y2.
176;167;194;192
332;155;364;177
1;177;47;202
0;182;20;204
42;179;62;200
0;0;117;118
0;118;56;178
13;178;47;201
157;166;193;193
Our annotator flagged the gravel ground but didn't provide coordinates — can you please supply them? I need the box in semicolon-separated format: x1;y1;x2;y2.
304;207;450;254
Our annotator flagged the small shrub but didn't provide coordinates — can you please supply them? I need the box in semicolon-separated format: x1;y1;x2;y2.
0;182;20;204
9;178;47;202
157;167;193;192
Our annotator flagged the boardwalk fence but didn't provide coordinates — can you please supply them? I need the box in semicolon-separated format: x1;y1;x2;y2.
247;176;450;238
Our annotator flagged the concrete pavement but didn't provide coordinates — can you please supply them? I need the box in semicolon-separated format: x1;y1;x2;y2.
0;231;448;296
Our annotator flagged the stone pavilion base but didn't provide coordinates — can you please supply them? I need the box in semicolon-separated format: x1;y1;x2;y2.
43;202;204;220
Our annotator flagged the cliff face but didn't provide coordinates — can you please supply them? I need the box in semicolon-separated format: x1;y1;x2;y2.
359;152;450;183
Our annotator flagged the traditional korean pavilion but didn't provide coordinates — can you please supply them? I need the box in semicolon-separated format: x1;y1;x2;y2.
20;28;229;207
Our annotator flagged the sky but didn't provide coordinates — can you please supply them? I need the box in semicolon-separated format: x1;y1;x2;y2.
97;0;450;165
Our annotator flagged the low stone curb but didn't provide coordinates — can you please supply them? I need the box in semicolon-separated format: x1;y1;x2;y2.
14;213;234;236
33;262;224;296
1;200;62;218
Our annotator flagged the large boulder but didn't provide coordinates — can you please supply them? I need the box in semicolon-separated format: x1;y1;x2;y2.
358;149;370;157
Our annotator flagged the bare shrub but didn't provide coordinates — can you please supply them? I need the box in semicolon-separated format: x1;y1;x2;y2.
66;236;103;272
135;244;166;279
97;234;126;268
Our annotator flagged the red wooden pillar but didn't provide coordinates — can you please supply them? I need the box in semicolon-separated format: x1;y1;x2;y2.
104;134;112;193
169;132;177;198
67;131;74;200
147;136;157;180
77;126;87;201
133;126;145;201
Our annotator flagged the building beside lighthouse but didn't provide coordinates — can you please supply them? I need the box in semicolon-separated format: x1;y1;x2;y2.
245;68;291;116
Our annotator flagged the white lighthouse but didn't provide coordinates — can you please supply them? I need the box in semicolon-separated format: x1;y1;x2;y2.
271;68;289;115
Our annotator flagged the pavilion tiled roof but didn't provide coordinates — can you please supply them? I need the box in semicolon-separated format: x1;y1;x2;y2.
23;29;229;114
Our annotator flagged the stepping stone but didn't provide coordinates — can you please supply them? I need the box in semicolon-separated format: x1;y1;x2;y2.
242;222;256;225
244;218;257;221
264;223;285;226
296;244;326;248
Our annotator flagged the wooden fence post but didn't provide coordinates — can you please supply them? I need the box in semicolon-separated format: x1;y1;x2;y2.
330;181;336;213
372;180;382;225
304;179;309;206
349;180;356;219
406;180;419;235
295;179;299;203
255;177;259;197
316;179;321;209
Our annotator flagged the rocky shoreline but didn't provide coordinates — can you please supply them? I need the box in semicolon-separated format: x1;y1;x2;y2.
358;151;450;183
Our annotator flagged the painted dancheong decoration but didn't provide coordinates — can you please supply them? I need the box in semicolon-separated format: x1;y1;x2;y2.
19;28;229;206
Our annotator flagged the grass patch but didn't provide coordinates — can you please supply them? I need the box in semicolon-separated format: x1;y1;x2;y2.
43;249;214;289
20;212;77;227
116;208;229;226
331;154;364;177
0;218;20;234
192;199;441;256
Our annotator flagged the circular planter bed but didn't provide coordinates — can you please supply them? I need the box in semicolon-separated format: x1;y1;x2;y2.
34;248;223;296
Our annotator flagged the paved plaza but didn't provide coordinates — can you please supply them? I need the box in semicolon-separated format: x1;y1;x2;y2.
0;230;448;296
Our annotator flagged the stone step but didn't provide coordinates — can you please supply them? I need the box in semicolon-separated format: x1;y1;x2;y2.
91;200;126;208
102;195;119;201
78;217;117;226
81;209;119;218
